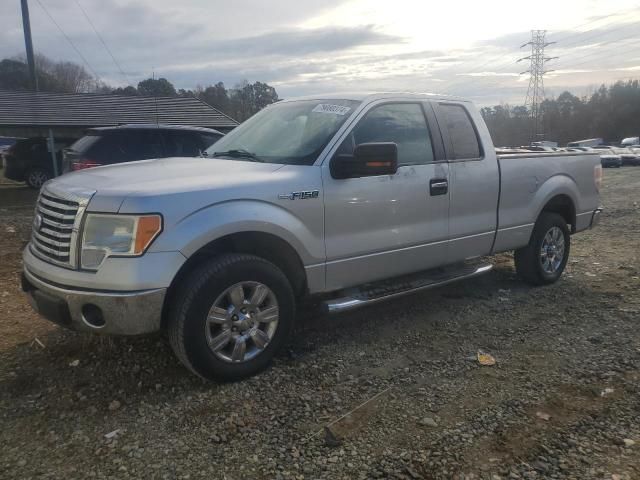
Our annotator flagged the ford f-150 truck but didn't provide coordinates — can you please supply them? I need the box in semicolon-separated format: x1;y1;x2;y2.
22;93;603;380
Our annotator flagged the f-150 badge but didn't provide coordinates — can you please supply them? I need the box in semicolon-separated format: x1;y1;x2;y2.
278;190;319;200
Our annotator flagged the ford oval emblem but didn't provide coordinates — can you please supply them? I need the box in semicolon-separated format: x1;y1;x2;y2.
33;214;43;231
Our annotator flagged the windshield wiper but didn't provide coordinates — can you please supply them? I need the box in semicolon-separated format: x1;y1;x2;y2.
212;149;263;162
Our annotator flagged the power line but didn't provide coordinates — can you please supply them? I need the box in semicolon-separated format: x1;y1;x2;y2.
72;0;132;86
555;19;640;51
33;0;101;81
554;33;640;70
447;34;639;96
548;8;636;44
447;7;636;82
518;30;557;140
465;18;640;77
444;5;640;95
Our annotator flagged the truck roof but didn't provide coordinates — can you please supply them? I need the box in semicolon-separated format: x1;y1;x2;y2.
280;92;470;103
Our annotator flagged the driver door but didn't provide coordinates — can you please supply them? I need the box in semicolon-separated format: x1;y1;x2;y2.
321;100;450;291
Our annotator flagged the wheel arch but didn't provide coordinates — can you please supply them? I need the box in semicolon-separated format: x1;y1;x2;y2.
161;231;307;329
539;193;577;233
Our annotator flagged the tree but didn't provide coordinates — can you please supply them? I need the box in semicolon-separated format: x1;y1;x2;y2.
112;86;139;96
0;59;32;90
482;80;640;146
199;82;230;113
137;77;177;97
0;56;92;93
228;80;279;121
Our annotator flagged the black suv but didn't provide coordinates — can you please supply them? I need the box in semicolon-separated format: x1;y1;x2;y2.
62;124;223;173
3;137;76;188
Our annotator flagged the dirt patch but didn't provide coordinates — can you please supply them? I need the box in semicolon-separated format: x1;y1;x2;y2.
1;168;639;480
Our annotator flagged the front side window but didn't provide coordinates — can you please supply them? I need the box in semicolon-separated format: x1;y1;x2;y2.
337;103;435;166
439;104;481;160
206;99;360;165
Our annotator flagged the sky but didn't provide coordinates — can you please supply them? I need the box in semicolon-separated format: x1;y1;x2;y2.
2;0;640;106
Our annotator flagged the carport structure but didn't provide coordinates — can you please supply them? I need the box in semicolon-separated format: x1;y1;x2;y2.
0;89;239;178
0;89;238;139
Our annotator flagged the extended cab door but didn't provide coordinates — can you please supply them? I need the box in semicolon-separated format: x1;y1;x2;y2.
432;102;499;262
322;100;450;291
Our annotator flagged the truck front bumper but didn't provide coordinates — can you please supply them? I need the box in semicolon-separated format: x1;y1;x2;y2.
22;267;166;335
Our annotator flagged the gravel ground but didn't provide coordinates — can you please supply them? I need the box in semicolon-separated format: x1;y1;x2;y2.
0;167;639;480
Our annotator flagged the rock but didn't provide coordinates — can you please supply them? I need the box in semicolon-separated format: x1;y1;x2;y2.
531;461;549;472
324;427;342;448
535;411;551;421
623;439;636;447
109;400;122;411
419;417;438;427
104;429;120;439
406;466;423;479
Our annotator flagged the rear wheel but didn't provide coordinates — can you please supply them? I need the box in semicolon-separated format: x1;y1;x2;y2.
514;212;570;286
167;254;295;381
26;168;51;189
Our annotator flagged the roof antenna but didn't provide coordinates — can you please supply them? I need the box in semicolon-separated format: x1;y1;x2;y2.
152;67;159;126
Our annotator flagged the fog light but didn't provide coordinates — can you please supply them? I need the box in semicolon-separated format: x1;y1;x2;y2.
81;304;105;328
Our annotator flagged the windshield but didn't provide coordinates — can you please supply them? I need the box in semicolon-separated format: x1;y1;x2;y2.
206;99;361;165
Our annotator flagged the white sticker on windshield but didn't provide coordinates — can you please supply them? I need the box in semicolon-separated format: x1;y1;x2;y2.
312;104;351;115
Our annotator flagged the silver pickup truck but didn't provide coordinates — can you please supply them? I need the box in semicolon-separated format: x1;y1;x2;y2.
22;93;602;380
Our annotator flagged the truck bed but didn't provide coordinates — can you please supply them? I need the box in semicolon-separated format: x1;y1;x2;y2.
492;152;601;253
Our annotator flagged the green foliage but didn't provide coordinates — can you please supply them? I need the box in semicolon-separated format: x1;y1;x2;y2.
192;80;279;122
482;79;640;146
112;86;138;96
137;77;177;97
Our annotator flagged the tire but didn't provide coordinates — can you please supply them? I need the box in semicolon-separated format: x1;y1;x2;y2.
514;212;570;286
167;254;295;381
26;168;51;189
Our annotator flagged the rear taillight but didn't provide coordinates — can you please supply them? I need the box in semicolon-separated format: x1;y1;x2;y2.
72;159;102;171
594;164;603;192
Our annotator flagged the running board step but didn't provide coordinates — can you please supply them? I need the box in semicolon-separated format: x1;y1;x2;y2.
323;262;493;313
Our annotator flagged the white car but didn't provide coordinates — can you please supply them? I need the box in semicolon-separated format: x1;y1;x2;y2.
592;146;622;168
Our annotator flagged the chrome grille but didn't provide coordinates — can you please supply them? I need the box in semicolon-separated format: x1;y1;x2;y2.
30;186;93;269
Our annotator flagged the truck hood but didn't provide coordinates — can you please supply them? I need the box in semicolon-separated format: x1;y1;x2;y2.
51;157;287;212
55;157;285;193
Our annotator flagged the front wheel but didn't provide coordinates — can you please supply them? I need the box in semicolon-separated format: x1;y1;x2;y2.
167;254;295;381
514;212;570;286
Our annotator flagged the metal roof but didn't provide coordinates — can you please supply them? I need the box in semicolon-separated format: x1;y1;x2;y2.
0;89;238;128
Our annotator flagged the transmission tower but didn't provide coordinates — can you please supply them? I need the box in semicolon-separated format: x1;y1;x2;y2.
518;30;558;142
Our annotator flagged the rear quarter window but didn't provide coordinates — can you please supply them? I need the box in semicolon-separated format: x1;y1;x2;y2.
439;104;482;160
200;133;223;149
70;135;101;153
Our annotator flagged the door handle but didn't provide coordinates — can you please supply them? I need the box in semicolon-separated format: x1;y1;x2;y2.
430;179;448;196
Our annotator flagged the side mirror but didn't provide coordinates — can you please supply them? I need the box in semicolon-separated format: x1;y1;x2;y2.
330;142;398;179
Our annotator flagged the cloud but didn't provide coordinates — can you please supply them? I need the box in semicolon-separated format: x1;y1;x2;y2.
197;25;403;58
1;0;640;106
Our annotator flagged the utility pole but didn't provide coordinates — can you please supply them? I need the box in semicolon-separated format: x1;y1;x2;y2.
21;0;38;91
518;30;557;142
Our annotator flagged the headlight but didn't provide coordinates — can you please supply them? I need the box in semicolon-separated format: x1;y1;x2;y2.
81;214;162;270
